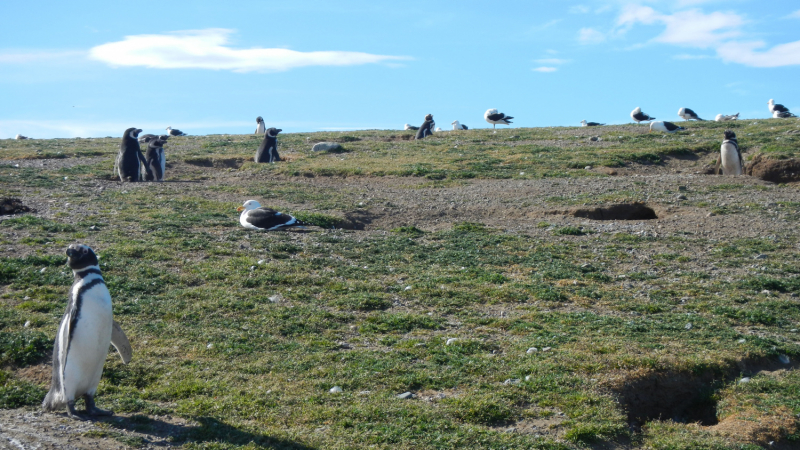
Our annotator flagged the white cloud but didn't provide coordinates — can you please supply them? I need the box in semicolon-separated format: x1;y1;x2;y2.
617;6;743;48
89;29;409;72
569;5;591;14
672;53;710;60
578;28;607;44
788;10;800;19
716;40;800;68
534;58;569;65
532;67;558;73
0;50;85;64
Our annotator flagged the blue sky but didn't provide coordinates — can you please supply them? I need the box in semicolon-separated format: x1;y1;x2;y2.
1;0;799;139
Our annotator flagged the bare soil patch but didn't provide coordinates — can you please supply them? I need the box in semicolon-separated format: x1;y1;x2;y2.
746;154;800;183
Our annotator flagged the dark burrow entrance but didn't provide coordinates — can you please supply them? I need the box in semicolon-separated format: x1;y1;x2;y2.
613;357;799;429
572;202;658;221
1;198;32;215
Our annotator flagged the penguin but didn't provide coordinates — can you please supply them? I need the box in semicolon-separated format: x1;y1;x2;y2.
715;130;743;175
255;116;266;134
404;124;419;131
715;113;739;122
42;244;132;420
415;114;434;140
165;126;186;136
115;128;150;182
631;107;655;124
144;137;167;182
237;200;309;230
255;127;282;163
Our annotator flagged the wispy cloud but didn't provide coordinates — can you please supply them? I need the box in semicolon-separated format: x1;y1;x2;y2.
569;5;591;14
532;67;558;73
609;5;800;68
534;58;570;65
788;10;800;19
0;50;86;64
672;53;711;60
578;27;607;44
89;29;409;72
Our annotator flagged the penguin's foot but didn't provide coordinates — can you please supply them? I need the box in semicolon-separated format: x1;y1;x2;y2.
66;401;87;421
84;395;113;416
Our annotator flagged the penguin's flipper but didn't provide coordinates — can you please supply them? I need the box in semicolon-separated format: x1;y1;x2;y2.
111;320;132;364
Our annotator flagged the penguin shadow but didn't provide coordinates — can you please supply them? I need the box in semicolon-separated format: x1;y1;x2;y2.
102;414;316;449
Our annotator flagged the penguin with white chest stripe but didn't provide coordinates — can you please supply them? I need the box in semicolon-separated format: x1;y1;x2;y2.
43;244;132;420
255;127;282;163
715;130;743;175
115;128;150;182
145;137;167;181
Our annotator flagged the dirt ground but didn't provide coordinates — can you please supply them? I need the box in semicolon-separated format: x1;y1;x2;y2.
1;152;799;449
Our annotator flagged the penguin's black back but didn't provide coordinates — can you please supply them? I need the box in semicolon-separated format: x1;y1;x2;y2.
415;120;433;140
255;129;280;163
119;128;142;182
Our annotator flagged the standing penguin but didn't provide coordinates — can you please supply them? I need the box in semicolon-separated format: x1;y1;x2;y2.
144;137;167;181
415;114;435;140
255;116;266;134
715;130;743;175
115;128;150;182
255;127;282;163
42;244;132;420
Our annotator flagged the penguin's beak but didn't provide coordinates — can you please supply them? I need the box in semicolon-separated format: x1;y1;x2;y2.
237;206;245;212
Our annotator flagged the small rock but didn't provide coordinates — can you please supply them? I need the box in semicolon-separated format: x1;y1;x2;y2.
707;212;716;217
754;254;768;260
311;142;342;152
249;266;256;271
519;172;525;175
584;165;593;170
503;378;521;385
404;285;412;291
685;323;693;330
339;343;352;350
504;427;517;433
676;194;687;200
738;338;746;344
257;259;265;264
739;377;751;384
761;290;771;296
779;354;790;364
791;329;798;333
542;347;552;352
40;267;46;273
589;137;598;142
268;294;283;303
329;386;342;393
446;338;459;346
24;321;31;328
526;347;538;354
525;375;532;381
396;391;415;399
206;343;213;349
678;186;688;191
89;225;97;231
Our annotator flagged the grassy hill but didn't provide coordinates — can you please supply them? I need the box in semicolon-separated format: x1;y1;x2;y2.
1;119;800;449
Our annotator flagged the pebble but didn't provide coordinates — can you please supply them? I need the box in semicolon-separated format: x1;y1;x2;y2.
40;267;46;273
676;194;687;200
504;379;521;385
358;390;371;395
739;377;751;384
585;165;593;170
526;347;538;354
396;392;414;399
206;343;213;349
258;259;265;264
519;172;525;176
404;286;412;291
780;354;790;364
525;375;532;381
542;347;552;352
678;186;688;191
89;225;97;231
685;323;693;330
446;338;459;346
754;254;768;260
329;386;342;393
761;290;771;296
268;294;283;303
738;338;746;343
24;321;31;328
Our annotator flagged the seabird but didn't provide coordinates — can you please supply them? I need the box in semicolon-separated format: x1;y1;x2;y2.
15;134;29;140
580;120;604;127
451;120;468;130
404;124;419;131
715;113;739;122
631;107;655;124
678;108;704;121
435;127;446;132
715;130;743;176
165;126;186;137
768;99;790;115
484;109;513;130
649;121;685;133
255;117;266;135
773;110;797;119
42;244;132;420
237;200;308;231
254;127;282;163
415;114;435;140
